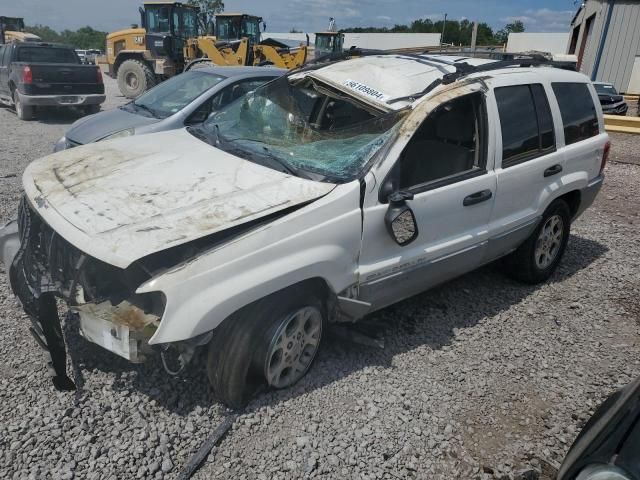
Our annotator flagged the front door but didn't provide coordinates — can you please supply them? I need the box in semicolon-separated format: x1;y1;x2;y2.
358;91;497;311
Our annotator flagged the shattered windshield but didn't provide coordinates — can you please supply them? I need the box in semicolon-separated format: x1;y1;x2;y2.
198;75;405;182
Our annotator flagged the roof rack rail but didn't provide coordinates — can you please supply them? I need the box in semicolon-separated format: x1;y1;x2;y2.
291;49;577;104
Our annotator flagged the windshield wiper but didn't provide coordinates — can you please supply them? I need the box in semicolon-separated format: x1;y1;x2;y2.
258;146;310;179
132;102;159;118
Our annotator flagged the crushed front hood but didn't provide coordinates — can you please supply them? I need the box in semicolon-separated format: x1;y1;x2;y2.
23;129;335;268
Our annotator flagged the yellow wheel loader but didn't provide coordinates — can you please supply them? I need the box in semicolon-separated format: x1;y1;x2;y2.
183;13;307;71
313;31;344;60
104;2;307;98
0;17;41;43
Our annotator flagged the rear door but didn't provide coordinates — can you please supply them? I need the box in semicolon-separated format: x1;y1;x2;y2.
551;82;606;184
486;78;565;261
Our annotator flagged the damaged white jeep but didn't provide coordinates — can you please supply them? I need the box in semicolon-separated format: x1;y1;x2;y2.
0;54;608;407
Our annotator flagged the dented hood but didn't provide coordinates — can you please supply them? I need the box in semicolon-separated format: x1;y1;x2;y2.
23;129;335;268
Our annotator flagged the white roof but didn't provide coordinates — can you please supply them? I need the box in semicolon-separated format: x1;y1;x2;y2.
303;55;495;110
299;54;592;110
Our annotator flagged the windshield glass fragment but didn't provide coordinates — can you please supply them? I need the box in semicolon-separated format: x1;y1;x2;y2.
199;75;406;182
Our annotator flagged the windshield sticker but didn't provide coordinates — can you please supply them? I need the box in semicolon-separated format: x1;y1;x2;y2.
343;80;390;102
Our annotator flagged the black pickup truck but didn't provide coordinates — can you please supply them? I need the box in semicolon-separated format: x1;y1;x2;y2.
0;42;105;120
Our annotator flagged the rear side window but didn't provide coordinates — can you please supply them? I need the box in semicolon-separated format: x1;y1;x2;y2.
16;47;79;64
495;84;556;167
1;45;10;66
552;83;599;145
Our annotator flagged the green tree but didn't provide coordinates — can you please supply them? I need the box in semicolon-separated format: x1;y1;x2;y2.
495;20;525;44
25;24;61;43
61;26;107;50
25;24;106;50
187;0;224;34
187;0;224;18
340;17;501;45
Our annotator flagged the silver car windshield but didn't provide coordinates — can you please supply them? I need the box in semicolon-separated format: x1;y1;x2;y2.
133;71;225;119
202;75;406;182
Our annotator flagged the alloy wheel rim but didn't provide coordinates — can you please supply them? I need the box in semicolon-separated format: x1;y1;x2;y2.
535;214;564;269
265;306;322;389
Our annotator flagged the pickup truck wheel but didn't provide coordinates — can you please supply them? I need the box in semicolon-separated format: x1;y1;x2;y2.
84;104;100;115
117;59;156;98
206;289;325;408
502;199;571;284
13;91;34;121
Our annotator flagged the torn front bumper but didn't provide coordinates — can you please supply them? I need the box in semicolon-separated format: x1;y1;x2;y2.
73;301;159;363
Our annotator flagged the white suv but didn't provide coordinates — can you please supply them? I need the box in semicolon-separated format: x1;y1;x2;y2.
0;54;609;406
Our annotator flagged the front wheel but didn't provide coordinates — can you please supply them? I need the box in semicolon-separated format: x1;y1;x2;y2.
502;199;571;284
206;288;325;408
117;59;156;98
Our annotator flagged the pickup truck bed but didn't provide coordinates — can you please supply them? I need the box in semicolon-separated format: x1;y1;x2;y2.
0;42;105;120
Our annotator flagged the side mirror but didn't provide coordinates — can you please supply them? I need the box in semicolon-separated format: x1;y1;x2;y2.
384;191;418;246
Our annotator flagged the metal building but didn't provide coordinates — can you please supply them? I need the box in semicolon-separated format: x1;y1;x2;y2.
569;0;640;94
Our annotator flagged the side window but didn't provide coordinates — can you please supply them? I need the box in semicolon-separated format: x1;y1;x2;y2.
1;45;10;66
210;78;272;111
396;92;486;191
552;82;599;145
0;46;5;66
495;84;556;168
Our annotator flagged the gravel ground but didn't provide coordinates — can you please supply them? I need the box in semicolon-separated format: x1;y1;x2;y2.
1;80;639;480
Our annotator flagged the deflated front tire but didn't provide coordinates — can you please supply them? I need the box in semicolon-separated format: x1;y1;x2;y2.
0;220;20;279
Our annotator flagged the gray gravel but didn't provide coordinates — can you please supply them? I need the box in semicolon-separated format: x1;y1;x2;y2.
1;81;639;480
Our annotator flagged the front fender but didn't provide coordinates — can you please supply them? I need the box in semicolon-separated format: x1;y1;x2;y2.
137;182;363;344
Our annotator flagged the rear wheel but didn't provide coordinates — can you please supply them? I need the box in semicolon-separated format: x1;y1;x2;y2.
117;59;156;98
13;90;34;121
206;287;325;408
502;199;571;284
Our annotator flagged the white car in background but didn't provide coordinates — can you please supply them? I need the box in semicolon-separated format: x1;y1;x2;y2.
0;54;609;407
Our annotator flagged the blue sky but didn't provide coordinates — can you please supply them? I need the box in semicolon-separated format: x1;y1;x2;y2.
5;0;579;34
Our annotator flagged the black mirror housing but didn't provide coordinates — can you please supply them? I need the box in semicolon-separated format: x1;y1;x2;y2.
384;192;418;246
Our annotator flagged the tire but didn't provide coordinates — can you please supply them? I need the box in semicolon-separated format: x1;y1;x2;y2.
502;199;571;284
117;59;156;98
207;286;325;408
84;104;100;115
13;90;34;121
185;59;214;71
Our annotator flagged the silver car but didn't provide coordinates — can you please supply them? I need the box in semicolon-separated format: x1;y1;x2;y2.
54;66;285;152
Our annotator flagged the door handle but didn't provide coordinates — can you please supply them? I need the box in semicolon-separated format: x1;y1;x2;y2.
544;164;563;177
463;189;493;206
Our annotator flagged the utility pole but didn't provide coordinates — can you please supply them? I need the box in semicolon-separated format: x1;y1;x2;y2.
471;21;478;51
441;13;447;46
